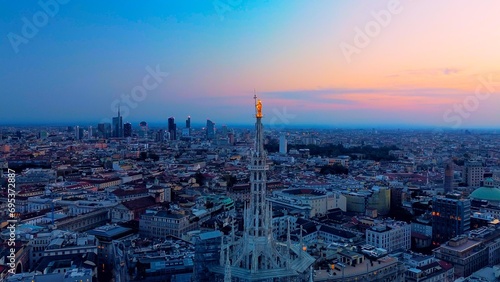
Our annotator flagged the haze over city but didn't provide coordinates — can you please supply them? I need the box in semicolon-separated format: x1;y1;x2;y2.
2;0;500;127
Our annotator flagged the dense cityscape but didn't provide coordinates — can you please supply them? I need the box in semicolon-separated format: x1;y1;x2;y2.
1;99;500;281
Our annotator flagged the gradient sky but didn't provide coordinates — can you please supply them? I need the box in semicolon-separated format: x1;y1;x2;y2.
1;0;500;128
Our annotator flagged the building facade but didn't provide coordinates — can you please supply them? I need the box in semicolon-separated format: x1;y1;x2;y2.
124;122;132;137
464;161;484;188
279;133;287;154
206;119;215;140
269;188;346;218
139;210;198;238
168;116;176;140
433;235;488;278
432;193;471;246
112;109;123;138
366;220;411;252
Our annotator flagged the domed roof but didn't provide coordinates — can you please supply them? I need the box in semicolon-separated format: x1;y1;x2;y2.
470;186;500;201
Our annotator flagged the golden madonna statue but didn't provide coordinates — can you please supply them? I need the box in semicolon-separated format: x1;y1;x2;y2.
256;99;263;118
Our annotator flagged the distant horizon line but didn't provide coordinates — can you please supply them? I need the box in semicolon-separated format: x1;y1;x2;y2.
1;121;500;131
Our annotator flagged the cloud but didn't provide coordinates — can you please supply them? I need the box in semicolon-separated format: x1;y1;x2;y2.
442;68;459;75
261;89;362;105
388;67;461;78
262;86;469;101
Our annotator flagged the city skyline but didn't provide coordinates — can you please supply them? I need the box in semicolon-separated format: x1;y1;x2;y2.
2;0;500;128
1;91;500;281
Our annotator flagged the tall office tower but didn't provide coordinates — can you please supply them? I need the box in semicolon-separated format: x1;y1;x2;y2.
432;193;471;246
228;132;235;145
279;133;287;154
444;161;454;193
97;123;112;138
168;117;176;140
207;97;314;281
104;122;112;138
185;116;191;136
220;125;228;137
464;161;484;188
206;119;215;140
112;108;123;137
156;129;165;143
139;121;148;138
75;126;81;140
88;126;93;139
124;123;132;137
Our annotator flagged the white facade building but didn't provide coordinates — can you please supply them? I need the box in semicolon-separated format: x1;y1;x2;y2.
366;220;411;252
269;188;347;218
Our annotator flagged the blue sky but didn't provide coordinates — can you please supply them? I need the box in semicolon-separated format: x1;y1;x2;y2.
1;1;499;128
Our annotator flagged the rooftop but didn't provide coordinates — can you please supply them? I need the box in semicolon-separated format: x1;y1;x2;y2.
437;237;482;253
314;256;400;281
282;188;327;197
87;225;133;240
198;230;223;241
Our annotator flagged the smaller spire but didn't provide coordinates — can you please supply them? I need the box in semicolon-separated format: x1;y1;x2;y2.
224;243;232;282
287;217;291;269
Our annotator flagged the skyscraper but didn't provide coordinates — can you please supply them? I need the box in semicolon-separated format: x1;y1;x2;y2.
206;119;215;140
186;116;191;129
139;121;148;138
124;123;132;137
279;133;287;154
207;96;314;281
156;129;166;143
221;125;228;136
168;117;176;140
75;126;81;140
97;123;112;138
432;193;471;246
79;127;84;140
112;108;123;138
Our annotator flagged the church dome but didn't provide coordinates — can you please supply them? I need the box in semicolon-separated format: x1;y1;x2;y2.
470;186;500;202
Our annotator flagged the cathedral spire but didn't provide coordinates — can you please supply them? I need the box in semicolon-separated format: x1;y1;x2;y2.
224;243;232;282
208;95;315;281
245;95;269;238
